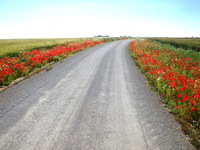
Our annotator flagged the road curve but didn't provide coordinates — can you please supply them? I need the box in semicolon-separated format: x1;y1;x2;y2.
0;40;195;150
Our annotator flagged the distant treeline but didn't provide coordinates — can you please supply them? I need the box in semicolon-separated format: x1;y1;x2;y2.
94;35;109;37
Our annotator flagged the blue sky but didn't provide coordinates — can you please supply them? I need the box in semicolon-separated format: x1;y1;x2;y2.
0;0;199;39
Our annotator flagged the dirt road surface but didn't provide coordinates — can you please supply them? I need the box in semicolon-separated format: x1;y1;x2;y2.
0;40;195;150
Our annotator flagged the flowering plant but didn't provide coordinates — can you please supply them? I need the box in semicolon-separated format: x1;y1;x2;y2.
129;40;200;147
0;40;105;86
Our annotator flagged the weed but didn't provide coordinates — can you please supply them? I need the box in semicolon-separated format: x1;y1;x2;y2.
46;65;52;71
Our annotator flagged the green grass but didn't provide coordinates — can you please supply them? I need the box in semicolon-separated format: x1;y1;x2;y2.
0;37;109;58
149;38;200;52
147;38;200;61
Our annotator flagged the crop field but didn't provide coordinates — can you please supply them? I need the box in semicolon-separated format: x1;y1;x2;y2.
151;38;200;52
0;37;111;58
129;39;200;147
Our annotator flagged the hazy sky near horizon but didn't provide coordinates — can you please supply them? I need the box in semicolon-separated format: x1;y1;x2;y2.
0;0;199;39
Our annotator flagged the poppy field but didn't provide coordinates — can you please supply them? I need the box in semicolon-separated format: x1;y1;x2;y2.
0;38;74;56
0;37;109;58
129;39;200;147
0;38;112;87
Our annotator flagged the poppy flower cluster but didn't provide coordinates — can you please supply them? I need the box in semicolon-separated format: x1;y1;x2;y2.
0;40;105;86
129;40;200;122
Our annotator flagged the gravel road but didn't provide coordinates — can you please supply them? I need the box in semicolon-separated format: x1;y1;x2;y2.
0;40;195;150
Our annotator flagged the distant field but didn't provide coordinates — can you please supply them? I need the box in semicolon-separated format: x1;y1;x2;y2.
151;38;200;52
0;37;108;58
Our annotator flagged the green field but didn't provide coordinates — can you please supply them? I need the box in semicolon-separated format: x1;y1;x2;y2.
150;38;200;52
0;37;110;58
